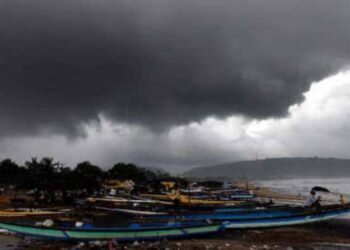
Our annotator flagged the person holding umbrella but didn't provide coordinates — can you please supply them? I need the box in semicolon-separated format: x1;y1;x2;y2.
305;190;321;209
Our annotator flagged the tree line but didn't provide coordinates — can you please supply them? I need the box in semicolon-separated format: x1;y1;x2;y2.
0;157;172;204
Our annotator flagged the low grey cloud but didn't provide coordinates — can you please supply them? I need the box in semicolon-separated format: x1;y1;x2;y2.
2;70;350;172
1;0;350;138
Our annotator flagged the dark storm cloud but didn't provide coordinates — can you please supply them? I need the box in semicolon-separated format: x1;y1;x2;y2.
1;0;350;137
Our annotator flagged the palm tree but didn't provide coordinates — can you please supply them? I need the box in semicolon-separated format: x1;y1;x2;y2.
0;158;20;185
24;157;59;203
73;161;103;195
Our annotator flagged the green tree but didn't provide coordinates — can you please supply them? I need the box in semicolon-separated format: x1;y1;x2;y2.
24;157;60;203
73;161;103;194
108;163;148;183
55;166;75;204
0;159;21;185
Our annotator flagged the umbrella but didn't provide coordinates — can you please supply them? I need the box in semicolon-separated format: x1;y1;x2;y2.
311;186;330;193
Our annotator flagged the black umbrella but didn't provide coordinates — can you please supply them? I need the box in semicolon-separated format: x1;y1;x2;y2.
311;186;330;193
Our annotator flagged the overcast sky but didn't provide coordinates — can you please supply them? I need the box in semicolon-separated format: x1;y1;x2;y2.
1;0;350;172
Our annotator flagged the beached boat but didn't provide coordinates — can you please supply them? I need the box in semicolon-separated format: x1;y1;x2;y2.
223;204;350;228
139;192;176;201
180;189;255;201
86;196;172;205
0;220;222;241
94;206;168;216
177;194;244;205
140;204;350;228
0;209;67;217
92;201;274;217
140;188;253;204
140;191;246;205
142;208;300;221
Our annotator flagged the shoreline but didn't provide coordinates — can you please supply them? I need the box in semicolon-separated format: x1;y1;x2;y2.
234;180;305;202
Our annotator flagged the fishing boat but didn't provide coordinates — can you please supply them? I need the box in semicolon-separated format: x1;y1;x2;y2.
139;187;253;205
92;201;274;217
86;196;172;205
0;220;222;241
94;206;168;216
138;204;350;229
223;204;350;229
181;188;255;201
0;209;67;217
140;191;247;205
177;194;244;205
142;207;300;221
139;192;176;201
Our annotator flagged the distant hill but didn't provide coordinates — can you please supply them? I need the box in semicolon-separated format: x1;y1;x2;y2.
183;157;350;180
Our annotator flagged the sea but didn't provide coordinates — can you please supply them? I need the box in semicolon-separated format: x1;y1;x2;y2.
255;178;350;196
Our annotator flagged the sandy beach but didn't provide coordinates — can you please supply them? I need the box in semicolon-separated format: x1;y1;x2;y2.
1;179;349;249
0;234;20;250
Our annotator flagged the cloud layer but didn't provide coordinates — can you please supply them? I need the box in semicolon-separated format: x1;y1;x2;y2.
2;0;350;170
2;69;350;172
1;0;350;138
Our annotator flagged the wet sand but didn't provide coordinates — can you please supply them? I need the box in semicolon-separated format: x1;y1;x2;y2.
0;234;20;250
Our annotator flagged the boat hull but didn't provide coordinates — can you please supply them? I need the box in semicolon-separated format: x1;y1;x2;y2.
223;206;350;229
0;221;222;241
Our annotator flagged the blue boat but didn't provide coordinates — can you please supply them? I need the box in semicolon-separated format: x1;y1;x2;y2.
145;209;298;221
223;205;350;229
0;220;223;241
140;204;350;229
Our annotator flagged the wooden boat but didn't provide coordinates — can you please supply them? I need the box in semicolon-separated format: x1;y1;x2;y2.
180;189;255;201
143;208;300;221
86;196;172;205
139;192;176;201
140;188;253;205
223;204;350;229
92;201;274;217
94;206;168;216
139;204;350;228
0;209;67;217
0;220;222;241
140;191;246;205
177;194;243;205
